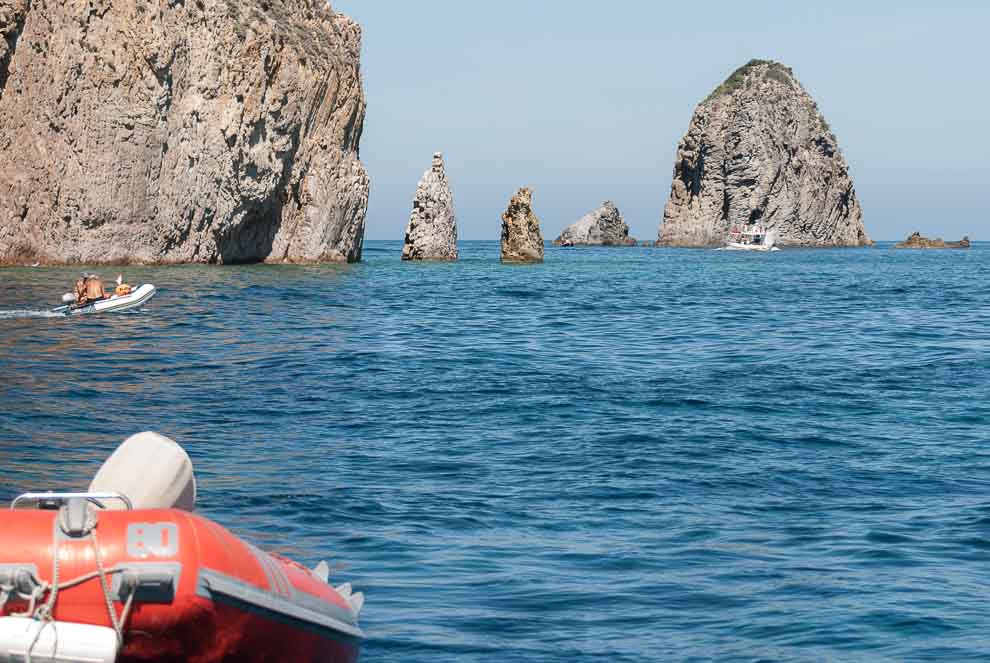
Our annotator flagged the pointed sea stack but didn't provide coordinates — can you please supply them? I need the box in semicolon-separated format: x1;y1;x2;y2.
500;187;544;263
402;153;458;261
553;201;636;246
658;60;870;248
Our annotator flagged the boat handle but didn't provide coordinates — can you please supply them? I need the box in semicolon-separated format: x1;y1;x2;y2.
10;491;134;510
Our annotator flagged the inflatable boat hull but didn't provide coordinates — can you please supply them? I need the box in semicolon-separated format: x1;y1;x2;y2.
0;508;363;662
51;284;156;316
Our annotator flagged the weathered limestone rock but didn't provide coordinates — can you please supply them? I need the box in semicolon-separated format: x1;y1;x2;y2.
401;153;457;261
0;0;369;264
553;201;636;246
658;59;870;248
500;187;543;263
895;232;970;249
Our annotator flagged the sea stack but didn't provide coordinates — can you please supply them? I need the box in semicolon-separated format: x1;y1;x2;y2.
553;202;636;246
0;1;369;265
500;187;544;263
402;153;458;261
895;232;970;249
658;60;871;248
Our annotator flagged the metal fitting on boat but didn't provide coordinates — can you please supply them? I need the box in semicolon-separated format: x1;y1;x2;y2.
112;563;181;603
0;565;39;598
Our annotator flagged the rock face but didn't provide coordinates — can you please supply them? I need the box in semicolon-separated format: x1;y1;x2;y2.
401;153;457;261
553;201;636;246
658;60;870;248
895;232;970;249
0;0;369;264
500;187;543;263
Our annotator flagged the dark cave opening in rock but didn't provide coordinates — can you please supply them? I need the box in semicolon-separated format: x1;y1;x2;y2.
217;199;283;264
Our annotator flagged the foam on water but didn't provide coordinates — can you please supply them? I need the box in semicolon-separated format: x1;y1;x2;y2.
0;309;65;319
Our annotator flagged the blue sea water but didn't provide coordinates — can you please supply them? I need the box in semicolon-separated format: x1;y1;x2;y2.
1;241;990;662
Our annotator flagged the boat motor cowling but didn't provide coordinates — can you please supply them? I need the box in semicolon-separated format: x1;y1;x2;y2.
89;432;197;511
62;292;75;304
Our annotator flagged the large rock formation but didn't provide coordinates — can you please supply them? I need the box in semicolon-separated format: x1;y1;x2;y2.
401;153;457;261
553;201;635;246
0;0;369;264
500;187;543;263
895;232;970;249
658;59;870;248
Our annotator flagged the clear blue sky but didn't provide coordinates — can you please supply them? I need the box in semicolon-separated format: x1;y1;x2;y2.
335;1;988;241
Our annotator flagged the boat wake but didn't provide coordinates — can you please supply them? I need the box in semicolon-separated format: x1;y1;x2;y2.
0;309;65;319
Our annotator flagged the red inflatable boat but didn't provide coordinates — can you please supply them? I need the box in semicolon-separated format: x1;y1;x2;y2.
0;433;364;663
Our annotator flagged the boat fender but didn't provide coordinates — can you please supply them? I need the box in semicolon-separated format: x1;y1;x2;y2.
0;616;118;663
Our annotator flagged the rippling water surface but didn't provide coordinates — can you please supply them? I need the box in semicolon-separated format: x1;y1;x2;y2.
2;241;990;661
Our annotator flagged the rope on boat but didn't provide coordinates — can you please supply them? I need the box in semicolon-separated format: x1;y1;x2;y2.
5;506;136;662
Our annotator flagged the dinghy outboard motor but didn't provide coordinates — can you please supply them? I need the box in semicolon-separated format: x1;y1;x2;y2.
89;431;197;511
62;292;75;304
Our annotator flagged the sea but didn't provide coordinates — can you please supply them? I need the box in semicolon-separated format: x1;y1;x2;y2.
1;241;989;662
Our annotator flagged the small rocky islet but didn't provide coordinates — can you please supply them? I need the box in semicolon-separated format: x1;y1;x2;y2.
553;201;636;247
895;232;970;249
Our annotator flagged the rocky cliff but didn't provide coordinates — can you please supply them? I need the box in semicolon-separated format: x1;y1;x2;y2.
402;153;457;261
553;201;635;246
0;0;368;264
658;60;870;248
895;232;970;249
500;187;543;263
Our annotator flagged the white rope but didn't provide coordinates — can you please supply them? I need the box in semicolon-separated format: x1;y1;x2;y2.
35;515;61;623
13;509;137;661
91;527;128;648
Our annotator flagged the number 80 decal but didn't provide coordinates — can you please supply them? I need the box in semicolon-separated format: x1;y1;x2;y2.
127;522;179;557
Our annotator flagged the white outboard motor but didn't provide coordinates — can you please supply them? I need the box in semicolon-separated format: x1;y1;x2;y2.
89;432;197;511
61;292;75;304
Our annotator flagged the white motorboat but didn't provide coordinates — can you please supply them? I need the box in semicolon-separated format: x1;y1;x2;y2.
51;283;156;316
718;225;780;251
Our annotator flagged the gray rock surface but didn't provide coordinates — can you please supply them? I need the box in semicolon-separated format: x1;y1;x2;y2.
500;187;544;263
553;201;635;246
0;0;368;265
401;153;457;261
658;60;870;248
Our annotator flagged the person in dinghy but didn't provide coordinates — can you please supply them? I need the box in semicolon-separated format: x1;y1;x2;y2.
73;272;109;307
72;273;131;308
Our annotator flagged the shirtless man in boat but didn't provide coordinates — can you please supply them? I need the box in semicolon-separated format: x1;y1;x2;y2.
74;273;108;306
